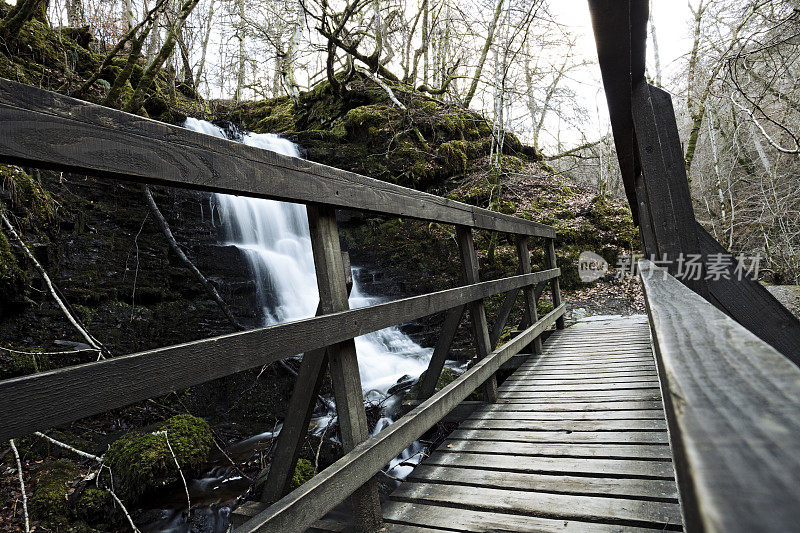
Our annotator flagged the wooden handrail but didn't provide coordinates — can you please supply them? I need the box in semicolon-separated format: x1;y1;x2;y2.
0;77;565;532
236;304;566;533
639;260;800;532
0;268;559;441
0;78;553;238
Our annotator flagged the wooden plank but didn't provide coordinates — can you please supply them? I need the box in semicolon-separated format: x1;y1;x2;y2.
640;259;800;532
457;418;667;432
505;376;657;384
498;391;662;401
0;267;558;441
383;501;670;532
631;81;704;296
389;483;683;528
520;357;655;373
234;305;565;533
516;235;543;353
510;372;657;381
499;382;661;392
446;428;668;444
467;409;665;421
488;288;520;348
531;360;655;367
696;223;800;361
438;439;673;459
416;305;464;400
457;226;497;402
0;78;555;239
489;400;664;411
423;452;675;479
307;204;382;530
263;255;352;504
411;464;677;498
545;239;565;329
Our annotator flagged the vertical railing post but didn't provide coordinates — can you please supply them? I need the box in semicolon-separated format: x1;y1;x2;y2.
545;238;565;330
516;235;543;353
456;226;498;403
306;204;382;532
261;255;352;505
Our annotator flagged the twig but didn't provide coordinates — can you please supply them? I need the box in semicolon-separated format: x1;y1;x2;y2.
361;69;406;110
9;439;30;533
99;465;141;533
154;431;191;516
34;431;104;462
1;211;107;359
143;186;246;331
2;346;99;356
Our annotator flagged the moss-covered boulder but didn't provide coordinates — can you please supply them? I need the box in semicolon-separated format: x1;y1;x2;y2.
30;460;77;528
29;460;121;531
104;414;213;502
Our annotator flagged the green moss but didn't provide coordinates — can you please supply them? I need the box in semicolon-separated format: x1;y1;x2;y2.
440;140;469;174
104;414;213;501
0;230;27;304
30;460;77;528
29;460;122;531
290;458;316;490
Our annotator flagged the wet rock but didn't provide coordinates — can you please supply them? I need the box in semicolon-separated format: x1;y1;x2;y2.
104;414;213;502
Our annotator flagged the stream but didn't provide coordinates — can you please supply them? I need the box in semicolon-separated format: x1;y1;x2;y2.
138;119;435;532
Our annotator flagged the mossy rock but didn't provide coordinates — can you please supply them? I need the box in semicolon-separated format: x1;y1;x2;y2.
104;414;213;502
30;460;122;531
30;460;77;527
290;458;316;490
439;140;469;174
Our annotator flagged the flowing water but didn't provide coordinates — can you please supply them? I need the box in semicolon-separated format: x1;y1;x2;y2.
139;119;434;531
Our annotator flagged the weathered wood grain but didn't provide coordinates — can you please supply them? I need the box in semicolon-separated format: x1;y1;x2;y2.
0;267;557;441
416;306;464;401
307;205;382;530
383;502;669;532
438;439;673;459
545;238;565;329
409;464;677;499
389;483;682;528
457;226;497;402
696;223;800;361
489;400;664;411
640;259;800;532
234;305;565;532
457;418;667;432
516;235;543;352
423;452;675;479
446;428;668;444
0;78;554;238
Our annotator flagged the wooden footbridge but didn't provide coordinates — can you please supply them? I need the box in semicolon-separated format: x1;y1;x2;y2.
2;1;800;532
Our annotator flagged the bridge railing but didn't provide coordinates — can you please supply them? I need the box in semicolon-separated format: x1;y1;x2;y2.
0;78;565;532
639;259;800;532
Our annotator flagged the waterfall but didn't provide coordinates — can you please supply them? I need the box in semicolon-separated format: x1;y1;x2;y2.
183;118;432;408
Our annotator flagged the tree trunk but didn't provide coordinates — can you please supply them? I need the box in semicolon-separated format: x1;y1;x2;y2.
125;0;200;114
463;0;503;108
0;0;48;44
234;0;246;101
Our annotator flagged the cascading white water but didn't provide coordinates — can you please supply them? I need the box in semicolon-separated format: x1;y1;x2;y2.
184;117;432;411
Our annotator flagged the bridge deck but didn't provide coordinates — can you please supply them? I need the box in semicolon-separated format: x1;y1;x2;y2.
383;316;683;532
